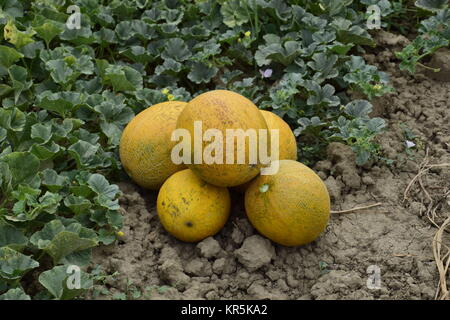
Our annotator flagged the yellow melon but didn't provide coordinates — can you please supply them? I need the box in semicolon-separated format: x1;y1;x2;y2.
260;110;297;161
157;169;230;242
119;101;187;190
233;110;298;193
176;90;269;187
245;160;330;246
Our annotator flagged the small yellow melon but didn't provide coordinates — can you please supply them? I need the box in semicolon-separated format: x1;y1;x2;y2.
157;169;231;242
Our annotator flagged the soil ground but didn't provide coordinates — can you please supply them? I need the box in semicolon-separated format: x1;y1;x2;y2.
90;32;450;300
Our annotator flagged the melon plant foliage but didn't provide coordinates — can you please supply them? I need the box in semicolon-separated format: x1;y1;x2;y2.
0;0;405;299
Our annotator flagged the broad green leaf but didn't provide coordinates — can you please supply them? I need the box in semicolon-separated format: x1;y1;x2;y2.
61;249;92;267
4;19;36;49
344;100;373;118
0;45;23;68
41;169;69;192
0;287;31;300
0;224;28;251
64;195;92;215
68;140;99;168
30;142;61;160
415;0;448;11
103;65;143;92
0;107;26;131
188;62;218;84
34;20;64;47
38;265;93;300
30;220;98;264
161;38;191;62
31;123;53;144
1;152;40;187
45;59;74;85
98;228;116;245
37;91;83;117
220;0;249;27
0;247;39;280
8;65;32;104
60;26;95;45
88;174;120;211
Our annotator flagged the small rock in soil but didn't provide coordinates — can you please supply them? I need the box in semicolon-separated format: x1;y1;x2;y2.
159;259;190;290
184;258;212;277
247;283;287;300
235;235;275;271
196;237;222;258
324;176;342;202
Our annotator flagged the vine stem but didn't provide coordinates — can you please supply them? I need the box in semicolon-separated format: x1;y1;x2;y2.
331;203;382;214
417;62;440;73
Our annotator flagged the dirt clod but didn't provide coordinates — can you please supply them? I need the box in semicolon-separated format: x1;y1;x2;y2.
197;237;223;258
235;235;276;272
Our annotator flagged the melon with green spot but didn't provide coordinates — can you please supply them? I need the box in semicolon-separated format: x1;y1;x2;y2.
245;160;330;246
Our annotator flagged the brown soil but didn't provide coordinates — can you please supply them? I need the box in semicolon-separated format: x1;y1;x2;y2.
90;32;450;300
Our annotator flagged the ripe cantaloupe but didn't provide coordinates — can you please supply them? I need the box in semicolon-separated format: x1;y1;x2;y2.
245;160;330;246
234;110;298;193
119;101;187;190
260;110;297;161
176;90;269;187
157;169;230;242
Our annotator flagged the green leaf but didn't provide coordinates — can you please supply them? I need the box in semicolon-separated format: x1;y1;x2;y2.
220;0;249;27
415;0;448;11
0;287;31;300
41;169;69;192
98;228;116;245
344;100;373;118
1;152;40;187
0;224;28;251
30;220;98;264
60;27;95;45
255;40;303;66
0;107;26;131
34;21;64;47
45;59;73;85
64;195;92;215
30;142;61;161
8;65;32;104
4;19;36;49
88;174;120;210
68;140;99;169
0;45;24;68
61;249;92;267
305;82;340;106
307;53;339;82
120;46;154;64
0;247;39;280
38;265;93;300
161;38;191;62
37;91;83;117
31;123;53;144
188;62;218;84
103;65;143;92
